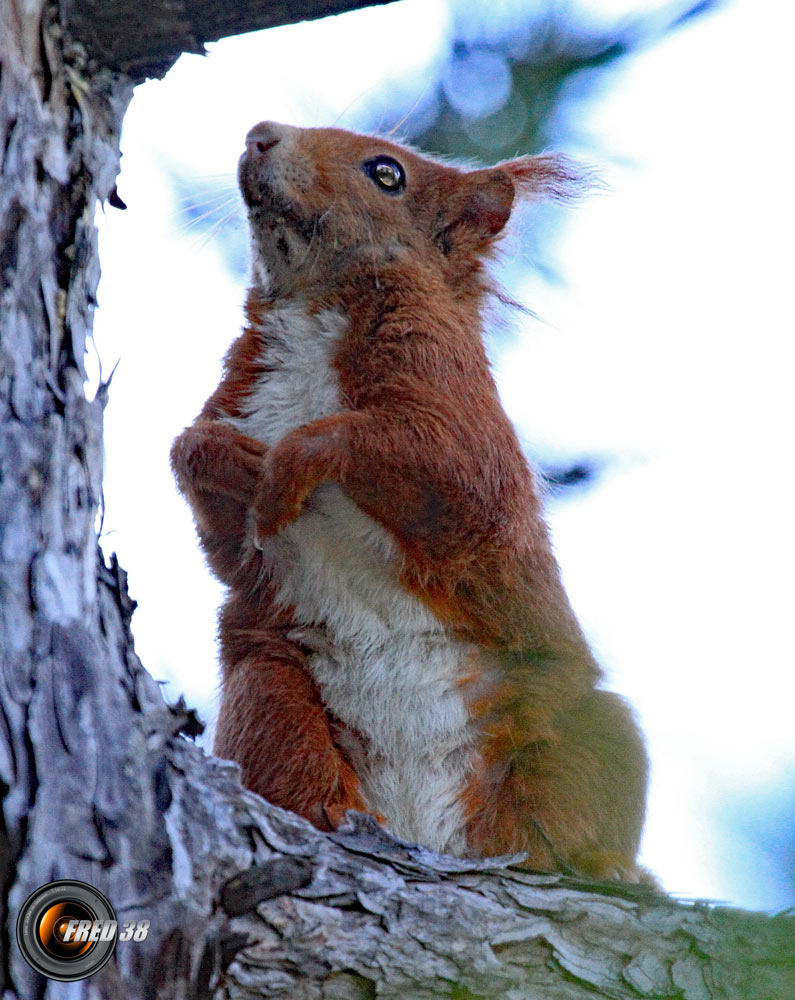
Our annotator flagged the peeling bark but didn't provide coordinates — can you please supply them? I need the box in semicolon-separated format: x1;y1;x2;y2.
1;1;793;998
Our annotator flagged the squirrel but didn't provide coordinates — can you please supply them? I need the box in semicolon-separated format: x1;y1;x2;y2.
171;121;651;881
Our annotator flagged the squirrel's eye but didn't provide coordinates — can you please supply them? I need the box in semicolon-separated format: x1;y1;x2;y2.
362;156;405;193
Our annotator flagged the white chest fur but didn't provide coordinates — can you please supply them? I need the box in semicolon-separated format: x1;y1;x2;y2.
224;300;476;855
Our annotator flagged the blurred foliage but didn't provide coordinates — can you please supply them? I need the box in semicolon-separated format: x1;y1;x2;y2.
399;0;724;164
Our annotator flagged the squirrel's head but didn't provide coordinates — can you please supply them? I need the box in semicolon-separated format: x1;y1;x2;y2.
238;121;588;300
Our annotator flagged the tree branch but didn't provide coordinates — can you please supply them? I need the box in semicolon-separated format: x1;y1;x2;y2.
163;796;795;999
63;0;400;81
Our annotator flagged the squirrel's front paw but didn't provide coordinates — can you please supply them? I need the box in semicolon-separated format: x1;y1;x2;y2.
252;437;320;541
171;422;267;502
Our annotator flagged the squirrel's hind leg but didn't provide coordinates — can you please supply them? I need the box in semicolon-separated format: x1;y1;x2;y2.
214;628;369;831
467;688;654;883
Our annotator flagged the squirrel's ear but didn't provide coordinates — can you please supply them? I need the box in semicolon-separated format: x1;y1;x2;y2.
500;153;594;203
436;155;592;255
457;168;516;238
434;168;515;253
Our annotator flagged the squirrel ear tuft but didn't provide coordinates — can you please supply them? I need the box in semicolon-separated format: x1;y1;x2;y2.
501;153;597;203
434;155;594;256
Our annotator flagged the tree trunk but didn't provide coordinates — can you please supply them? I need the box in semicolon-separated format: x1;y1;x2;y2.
0;1;792;997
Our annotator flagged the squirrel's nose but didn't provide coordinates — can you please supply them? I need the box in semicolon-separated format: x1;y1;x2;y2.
245;122;282;157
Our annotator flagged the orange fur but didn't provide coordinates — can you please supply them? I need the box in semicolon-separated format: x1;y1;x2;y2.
214;598;367;829
171;122;652;882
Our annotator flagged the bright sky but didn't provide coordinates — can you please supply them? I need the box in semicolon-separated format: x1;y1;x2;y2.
91;0;794;910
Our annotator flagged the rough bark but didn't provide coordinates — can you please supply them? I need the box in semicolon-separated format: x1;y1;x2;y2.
0;1;793;998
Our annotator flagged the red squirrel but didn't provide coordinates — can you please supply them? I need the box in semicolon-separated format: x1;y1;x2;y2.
171;121;651;881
